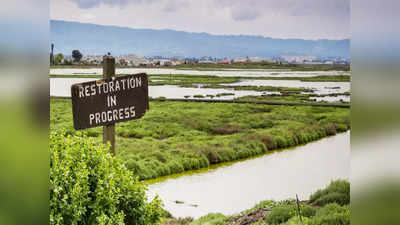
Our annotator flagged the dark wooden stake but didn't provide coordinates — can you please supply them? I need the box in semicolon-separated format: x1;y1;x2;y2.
103;55;116;154
296;194;303;224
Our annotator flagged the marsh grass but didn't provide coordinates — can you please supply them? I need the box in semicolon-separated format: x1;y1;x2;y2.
169;180;350;225
51;99;350;180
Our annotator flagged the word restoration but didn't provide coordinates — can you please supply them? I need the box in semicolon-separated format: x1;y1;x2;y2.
71;73;149;130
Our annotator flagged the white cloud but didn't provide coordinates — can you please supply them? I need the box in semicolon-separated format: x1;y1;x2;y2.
51;0;350;39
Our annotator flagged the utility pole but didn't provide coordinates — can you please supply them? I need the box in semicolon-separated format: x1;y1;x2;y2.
50;43;54;65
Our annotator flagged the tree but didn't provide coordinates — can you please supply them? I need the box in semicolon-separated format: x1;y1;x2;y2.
72;50;83;62
54;53;64;65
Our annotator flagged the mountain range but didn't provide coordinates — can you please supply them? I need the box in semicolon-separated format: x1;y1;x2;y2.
50;20;350;58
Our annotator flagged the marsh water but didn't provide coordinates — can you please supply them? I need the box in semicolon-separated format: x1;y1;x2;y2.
50;78;266;99
222;79;350;95
50;68;350;102
146;131;350;219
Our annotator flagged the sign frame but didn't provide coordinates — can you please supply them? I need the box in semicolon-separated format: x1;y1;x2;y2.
70;73;149;130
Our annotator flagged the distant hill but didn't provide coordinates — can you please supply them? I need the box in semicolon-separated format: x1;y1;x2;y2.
50;20;350;58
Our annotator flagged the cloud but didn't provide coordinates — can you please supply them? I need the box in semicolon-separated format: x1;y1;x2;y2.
52;0;350;39
230;5;260;21
68;0;151;9
216;0;349;21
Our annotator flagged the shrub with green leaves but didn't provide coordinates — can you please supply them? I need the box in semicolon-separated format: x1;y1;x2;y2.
50;131;163;225
301;205;317;218
309;180;350;206
309;203;350;225
188;213;227;225
265;205;296;225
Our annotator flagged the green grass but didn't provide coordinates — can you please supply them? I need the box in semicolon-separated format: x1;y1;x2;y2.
51;98;350;180
309;179;350;206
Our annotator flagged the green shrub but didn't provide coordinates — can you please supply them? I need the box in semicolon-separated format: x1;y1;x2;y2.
50;131;163;225
188;213;227;225
309;203;350;225
281;217;310;225
265;205;296;225
301;205;317;218
309;180;350;206
314;192;349;206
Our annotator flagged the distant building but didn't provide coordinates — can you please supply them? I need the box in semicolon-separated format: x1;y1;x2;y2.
280;55;317;64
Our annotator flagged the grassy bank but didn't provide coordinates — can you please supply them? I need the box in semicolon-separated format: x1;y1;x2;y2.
51;99;350;180
164;180;350;225
235;93;350;104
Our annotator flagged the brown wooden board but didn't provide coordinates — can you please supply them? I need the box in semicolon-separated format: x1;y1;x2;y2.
71;73;149;130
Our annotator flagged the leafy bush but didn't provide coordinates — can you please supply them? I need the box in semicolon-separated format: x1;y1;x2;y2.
281;217;310;225
314;192;349;207
309;203;350;225
189;213;227;225
301;205;317;218
265;205;296;225
309;180;350;206
50;131;163;225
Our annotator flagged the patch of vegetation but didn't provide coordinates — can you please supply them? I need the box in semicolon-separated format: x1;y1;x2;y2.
215;92;235;97
202;84;313;93
51;99;350;181
309;179;350;206
265;205;297;225
235;94;350;105
170;180;350;225
188;213;227;225
50;131;163;225
147;74;241;86
308;203;350;225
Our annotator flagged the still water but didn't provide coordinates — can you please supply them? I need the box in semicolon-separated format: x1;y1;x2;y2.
147;132;350;219
49;78;265;99
50;78;348;102
223;79;350;95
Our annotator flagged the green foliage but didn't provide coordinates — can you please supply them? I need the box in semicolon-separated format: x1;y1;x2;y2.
265;205;296;225
301;205;317;218
309;180;350;206
54;53;64;65
308;204;350;225
50;131;163;225
51;99;350;180
188;213;227;225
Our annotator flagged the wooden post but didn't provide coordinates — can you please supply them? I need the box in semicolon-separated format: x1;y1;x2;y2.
103;55;116;154
296;194;303;224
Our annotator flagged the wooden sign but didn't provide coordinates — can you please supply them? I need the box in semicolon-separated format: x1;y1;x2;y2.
71;73;149;130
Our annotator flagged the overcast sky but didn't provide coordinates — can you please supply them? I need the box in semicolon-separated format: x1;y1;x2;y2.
51;0;350;40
